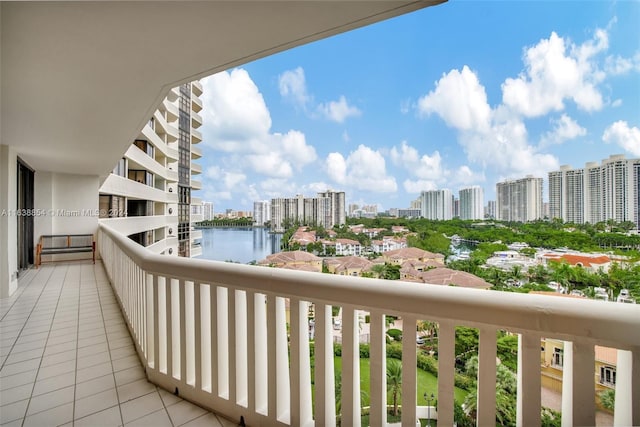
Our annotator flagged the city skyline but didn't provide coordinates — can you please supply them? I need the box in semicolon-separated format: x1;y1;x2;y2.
195;1;640;212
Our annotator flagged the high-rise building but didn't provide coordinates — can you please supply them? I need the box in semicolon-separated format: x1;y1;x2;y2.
496;176;543;222
270;191;345;232
420;189;453;220
99;81;203;257
253;200;270;226
485;200;496;219
548;155;640;227
459;186;484;220
203;201;214;221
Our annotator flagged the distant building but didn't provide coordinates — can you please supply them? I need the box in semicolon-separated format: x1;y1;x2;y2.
397;208;421;219
496;175;543;222
203;201;214;221
548;155;640;227
253;200;270;226
486;200;496;219
270;190;345;232
459;186;484;220
420;189;453;220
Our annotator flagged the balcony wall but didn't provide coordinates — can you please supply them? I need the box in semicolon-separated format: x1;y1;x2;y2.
98;223;640;427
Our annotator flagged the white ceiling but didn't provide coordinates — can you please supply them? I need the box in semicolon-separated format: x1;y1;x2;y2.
1;1;445;176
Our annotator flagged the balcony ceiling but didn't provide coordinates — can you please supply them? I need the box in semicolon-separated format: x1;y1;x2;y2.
0;1;444;176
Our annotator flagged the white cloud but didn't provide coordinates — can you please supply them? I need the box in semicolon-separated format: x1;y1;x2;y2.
452;166;485;187
417;65;491;132
325;145;397;192
611;99;623;108
502;31;608;117
390;141;445;181
317;95;362;123
403;179;438;194
540;114;587;147
201;69;271;150
279;67;361;123
201;68;317;181
602;121;640;156
278;67;310;108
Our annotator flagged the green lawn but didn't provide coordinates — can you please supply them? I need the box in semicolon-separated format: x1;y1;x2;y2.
333;357;468;406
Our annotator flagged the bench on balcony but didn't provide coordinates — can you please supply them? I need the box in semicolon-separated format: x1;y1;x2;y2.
35;234;95;267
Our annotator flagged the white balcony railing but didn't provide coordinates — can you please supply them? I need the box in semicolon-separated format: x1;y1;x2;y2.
98;223;640;427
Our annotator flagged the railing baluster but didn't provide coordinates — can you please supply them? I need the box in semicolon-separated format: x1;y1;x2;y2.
166;277;174;378
563;341;595;426
314;303;336;426
477;326;497;426
614;348;633;426
276;297;290;424
401;315;417;427
517;333;540;426
290;298;312;427
369;310;386;427
150;274;158;369
341;306;361;427
267;294;277;422
217;287;229;398
437;320;455;427
194;283;201;390
228;288;237;403
235;290;248;407
246;290;256;414
210;285;219;397
254;293;268;415
158;276;167;374
184;281;194;386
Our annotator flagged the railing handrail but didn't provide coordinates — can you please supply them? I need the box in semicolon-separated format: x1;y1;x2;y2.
98;223;640;349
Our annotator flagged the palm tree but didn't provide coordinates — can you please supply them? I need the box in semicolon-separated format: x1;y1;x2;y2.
387;359;402;416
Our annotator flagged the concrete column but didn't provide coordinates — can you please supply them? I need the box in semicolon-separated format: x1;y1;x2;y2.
0;145;18;297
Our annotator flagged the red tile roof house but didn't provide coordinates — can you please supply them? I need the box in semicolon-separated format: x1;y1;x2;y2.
541;252;612;273
412;267;493;290
258;250;323;272
381;247;445;266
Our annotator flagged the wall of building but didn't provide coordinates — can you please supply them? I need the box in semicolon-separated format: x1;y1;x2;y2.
34;172;99;263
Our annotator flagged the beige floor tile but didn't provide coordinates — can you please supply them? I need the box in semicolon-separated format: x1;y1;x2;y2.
23;402;74;427
166;400;208;426
117;378;157;403
112;354;141;372
4;348;44;365
0;398;29;424
0;369;37;389
32;371;75;396
26;385;74;416
74;388;119;419
36;359;76;381
77;334;107;348
158;387;182;407
114;366;146;387
0;383;34;406
76;361;113;383
74;406;122;427
76;350;111;369
75;373;116;400
0;359;40;378
43;340;77;356
124;408;173;427
77;342;109;358
120;392;165;424
40;349;76;368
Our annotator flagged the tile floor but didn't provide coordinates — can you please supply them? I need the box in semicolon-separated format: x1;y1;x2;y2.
0;261;237;427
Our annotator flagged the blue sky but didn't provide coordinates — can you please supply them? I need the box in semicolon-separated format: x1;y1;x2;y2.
196;0;640;214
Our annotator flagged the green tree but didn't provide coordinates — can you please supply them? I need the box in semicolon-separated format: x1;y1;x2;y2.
387;358;402;416
598;388;615;411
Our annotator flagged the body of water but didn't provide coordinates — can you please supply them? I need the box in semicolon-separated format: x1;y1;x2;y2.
196;227;282;264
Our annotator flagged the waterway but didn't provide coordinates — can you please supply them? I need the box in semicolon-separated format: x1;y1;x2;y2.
196;227;282;264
